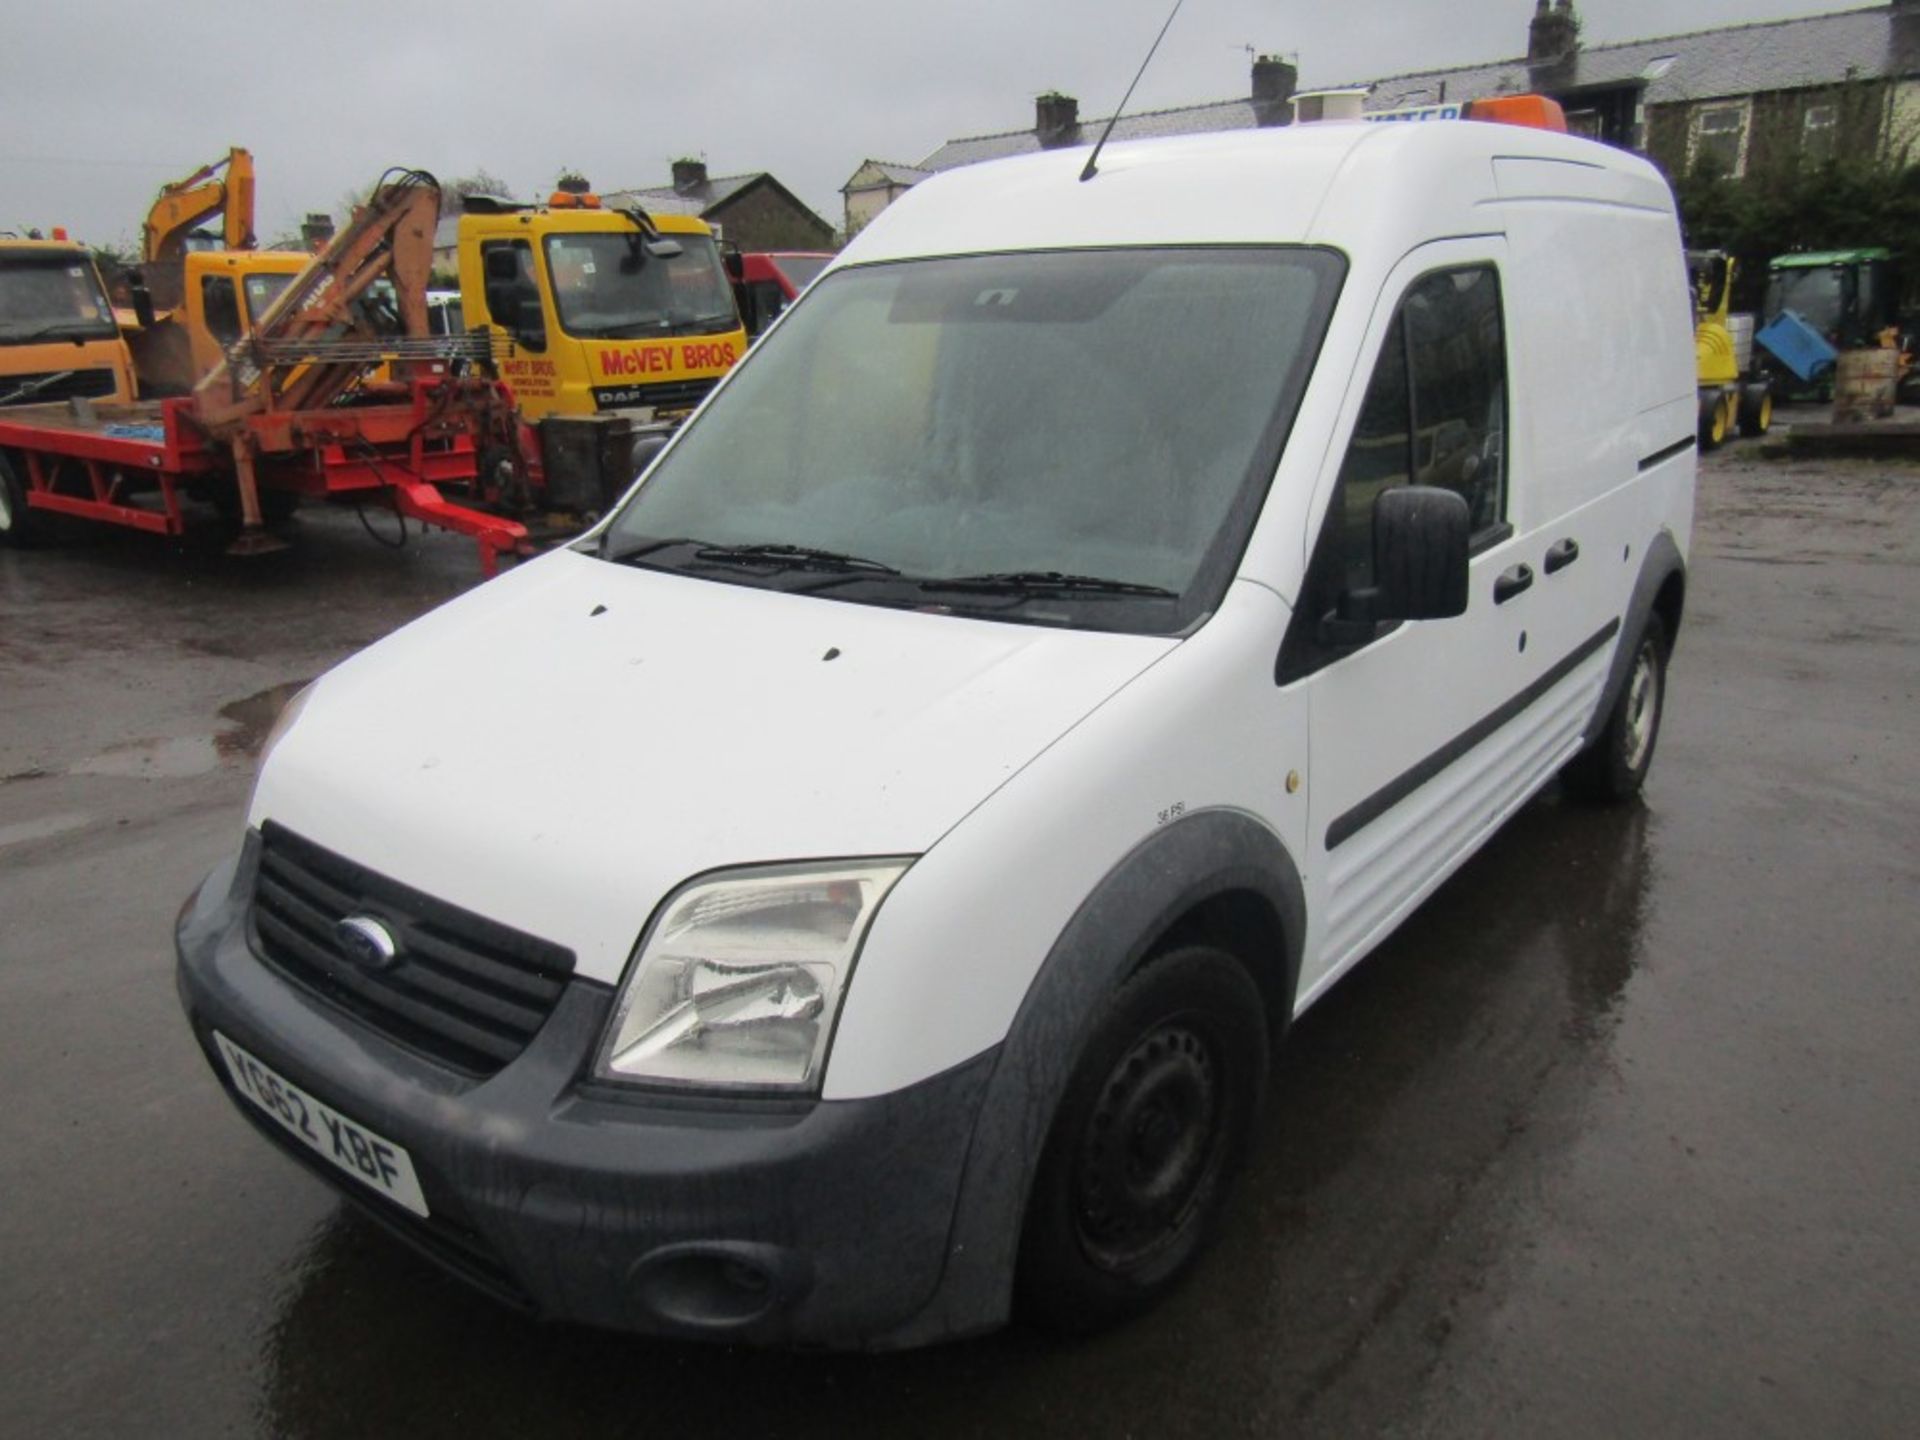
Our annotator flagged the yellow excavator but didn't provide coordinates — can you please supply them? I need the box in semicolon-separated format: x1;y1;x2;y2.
129;148;313;394
1690;250;1772;448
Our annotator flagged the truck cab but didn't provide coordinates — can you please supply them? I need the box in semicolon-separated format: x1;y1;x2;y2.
457;193;744;429
124;249;312;396
734;250;834;337
0;239;138;408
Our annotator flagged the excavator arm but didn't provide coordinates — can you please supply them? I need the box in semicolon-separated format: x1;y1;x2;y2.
143;147;256;266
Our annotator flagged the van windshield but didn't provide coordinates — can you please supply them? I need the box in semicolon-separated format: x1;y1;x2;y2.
599;247;1343;634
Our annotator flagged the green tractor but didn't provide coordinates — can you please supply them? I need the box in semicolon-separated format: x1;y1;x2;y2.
1758;248;1908;402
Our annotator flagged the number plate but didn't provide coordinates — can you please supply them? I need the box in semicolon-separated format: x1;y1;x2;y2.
214;1032;429;1218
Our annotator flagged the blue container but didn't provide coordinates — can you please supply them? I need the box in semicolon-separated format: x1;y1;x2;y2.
1755;309;1838;383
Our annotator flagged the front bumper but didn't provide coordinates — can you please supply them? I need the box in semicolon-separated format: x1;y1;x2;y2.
174;837;996;1349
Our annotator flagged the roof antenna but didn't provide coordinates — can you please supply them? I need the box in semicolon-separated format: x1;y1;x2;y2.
1081;0;1188;183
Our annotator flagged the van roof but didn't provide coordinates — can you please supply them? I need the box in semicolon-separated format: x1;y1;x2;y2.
840;120;1673;266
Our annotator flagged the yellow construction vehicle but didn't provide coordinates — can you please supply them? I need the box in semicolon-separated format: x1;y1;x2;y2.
1690;250;1772;447
0;233;139;408
129;148;319;394
456;185;745;511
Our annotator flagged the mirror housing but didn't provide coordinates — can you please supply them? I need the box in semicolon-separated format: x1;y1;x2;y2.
1372;485;1470;620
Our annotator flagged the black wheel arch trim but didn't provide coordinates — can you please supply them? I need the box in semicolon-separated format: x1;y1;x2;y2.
1584;529;1685;749
887;807;1306;1346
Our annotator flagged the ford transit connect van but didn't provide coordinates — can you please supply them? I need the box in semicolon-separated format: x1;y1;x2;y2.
177;113;1696;1349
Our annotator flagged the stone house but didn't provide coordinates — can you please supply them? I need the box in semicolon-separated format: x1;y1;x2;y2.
603;160;836;253
849;4;1920;229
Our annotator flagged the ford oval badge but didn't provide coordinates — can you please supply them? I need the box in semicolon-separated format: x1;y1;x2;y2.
336;915;400;969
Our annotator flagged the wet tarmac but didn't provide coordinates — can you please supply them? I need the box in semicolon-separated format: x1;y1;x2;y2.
1;465;1915;1437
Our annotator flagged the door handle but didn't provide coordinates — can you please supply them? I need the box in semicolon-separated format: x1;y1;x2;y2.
1493;563;1534;604
1544;537;1580;575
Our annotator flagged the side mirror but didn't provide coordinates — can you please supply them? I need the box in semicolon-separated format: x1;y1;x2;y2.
129;276;156;330
1372;485;1470;620
722;248;745;282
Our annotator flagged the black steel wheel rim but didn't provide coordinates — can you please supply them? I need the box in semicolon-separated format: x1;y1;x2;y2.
1073;1021;1224;1271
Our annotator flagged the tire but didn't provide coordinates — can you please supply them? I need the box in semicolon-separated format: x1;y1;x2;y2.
1015;945;1269;1334
0;450;36;548
1563;613;1669;802
1739;382;1773;437
1698;390;1728;450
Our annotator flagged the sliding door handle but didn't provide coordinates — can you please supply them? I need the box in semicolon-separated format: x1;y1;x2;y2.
1544;538;1580;575
1494;564;1534;604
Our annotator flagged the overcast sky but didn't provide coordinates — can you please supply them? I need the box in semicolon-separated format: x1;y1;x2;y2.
0;1;1870;249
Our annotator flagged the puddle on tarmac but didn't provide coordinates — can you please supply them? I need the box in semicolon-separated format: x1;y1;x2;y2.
60;680;312;781
215;680;311;760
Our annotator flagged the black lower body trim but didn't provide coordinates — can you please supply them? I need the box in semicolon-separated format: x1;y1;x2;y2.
1638;436;1696;472
1326;618;1622;850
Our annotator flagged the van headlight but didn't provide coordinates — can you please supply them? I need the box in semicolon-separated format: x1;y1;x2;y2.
595;859;912;1092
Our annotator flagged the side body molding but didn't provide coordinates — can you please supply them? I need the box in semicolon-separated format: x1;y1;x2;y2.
1584;529;1686;746
888;808;1306;1346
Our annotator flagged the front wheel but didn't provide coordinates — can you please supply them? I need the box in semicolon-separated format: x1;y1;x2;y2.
1563;613;1669;802
1739;382;1773;437
1015;945;1269;1333
0;450;36;548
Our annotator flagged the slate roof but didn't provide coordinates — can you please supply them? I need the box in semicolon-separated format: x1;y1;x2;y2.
916;5;1914;172
603;172;762;217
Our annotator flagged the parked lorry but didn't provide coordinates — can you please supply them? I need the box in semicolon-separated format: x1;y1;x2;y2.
0;236;139;409
732;250;834;336
1688;249;1771;446
0;171;527;569
177;102;1696;1348
456;187;746;514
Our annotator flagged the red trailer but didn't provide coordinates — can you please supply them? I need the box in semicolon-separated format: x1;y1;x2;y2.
0;170;534;573
0;377;528;571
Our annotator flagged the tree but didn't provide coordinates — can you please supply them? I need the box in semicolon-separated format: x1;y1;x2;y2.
440;170;515;216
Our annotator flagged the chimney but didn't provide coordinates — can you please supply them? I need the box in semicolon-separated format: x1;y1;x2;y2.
671;158;708;194
300;212;334;251
1035;92;1081;148
1528;1;1580;77
1252;54;1298;127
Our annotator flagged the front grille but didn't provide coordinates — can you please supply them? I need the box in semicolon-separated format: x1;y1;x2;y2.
591;375;718;412
0;366;119;407
250;823;575;1076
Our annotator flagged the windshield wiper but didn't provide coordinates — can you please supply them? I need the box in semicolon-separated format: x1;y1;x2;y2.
918;570;1176;599
0;322;100;345
692;542;901;575
599;536;901;577
0;368;75;406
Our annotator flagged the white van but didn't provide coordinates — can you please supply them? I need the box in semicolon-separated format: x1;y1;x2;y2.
176;111;1695;1349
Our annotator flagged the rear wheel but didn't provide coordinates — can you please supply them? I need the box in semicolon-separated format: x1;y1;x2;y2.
1016;945;1268;1333
1563;613;1669;802
1699;390;1729;449
0;451;36;548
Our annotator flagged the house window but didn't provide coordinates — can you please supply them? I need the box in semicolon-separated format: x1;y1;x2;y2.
1692;103;1749;177
1803;103;1839;163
